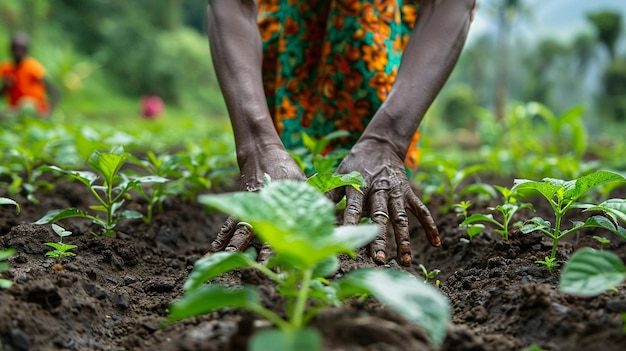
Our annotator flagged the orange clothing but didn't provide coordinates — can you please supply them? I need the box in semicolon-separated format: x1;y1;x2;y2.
1;57;49;115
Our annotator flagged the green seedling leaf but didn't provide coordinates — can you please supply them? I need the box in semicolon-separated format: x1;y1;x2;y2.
0;197;20;214
42;165;99;186
466;224;485;239
34;208;92;224
118;210;144;220
87;148;130;186
582;198;626;223
334;268;450;345
249;328;322;351
168;285;260;323
51;224;72;237
458;183;497;198
461;214;500;227
0;248;16;261
569;170;625;201
560;248;626;297
199;181;378;268
184;250;257;292
306;171;365;193
311;255;339;279
521;217;551;234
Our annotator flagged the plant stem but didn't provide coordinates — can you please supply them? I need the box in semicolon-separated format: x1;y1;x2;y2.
252;305;291;331
291;268;313;328
551;210;563;260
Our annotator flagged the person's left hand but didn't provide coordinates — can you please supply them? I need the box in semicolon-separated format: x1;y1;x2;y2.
326;138;440;267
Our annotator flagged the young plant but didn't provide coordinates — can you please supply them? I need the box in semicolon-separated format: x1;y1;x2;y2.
0;248;16;289
45;224;77;264
36;147;166;236
460;186;533;240
0;197;20;214
560;247;626;297
291;131;351;175
419;263;441;284
512;170;626;266
415;158;497;214
453;200;472;219
168;181;450;350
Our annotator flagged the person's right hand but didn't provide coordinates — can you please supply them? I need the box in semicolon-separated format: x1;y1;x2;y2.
208;143;307;260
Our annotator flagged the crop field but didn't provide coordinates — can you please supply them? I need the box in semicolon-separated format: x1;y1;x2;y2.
1;101;626;351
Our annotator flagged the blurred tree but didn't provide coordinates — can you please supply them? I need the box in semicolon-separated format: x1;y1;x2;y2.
587;10;623;61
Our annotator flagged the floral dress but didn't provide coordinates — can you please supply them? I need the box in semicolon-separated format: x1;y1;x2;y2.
259;0;422;172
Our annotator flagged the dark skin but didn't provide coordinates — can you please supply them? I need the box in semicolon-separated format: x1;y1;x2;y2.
207;0;477;266
1;32;60;116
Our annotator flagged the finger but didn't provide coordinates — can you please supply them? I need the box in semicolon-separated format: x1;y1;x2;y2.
225;223;256;252
343;186;364;226
257;243;275;265
390;188;412;267
369;189;389;265
405;188;440;247
210;215;238;251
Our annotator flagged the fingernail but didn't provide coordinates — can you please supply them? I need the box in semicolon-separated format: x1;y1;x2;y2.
400;253;412;267
434;236;441;246
375;251;386;264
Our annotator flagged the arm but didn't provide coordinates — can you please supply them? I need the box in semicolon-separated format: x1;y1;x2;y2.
362;0;476;156
206;0;305;254
331;0;477;266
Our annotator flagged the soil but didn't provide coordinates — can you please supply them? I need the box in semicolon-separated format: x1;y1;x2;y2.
1;175;626;351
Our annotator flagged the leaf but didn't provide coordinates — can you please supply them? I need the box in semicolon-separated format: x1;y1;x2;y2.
51;224;72;237
568;170;625;201
34;208;91;224
466;224;485;239
199;181;350;268
306;171;365;193
461;214;500;227
311;255;339;279
167;285;260;323
183;251;257;292
0;248;16;261
512;179;563;203
560;248;626;297
583;198;626;223
88;148;130;186
118;210;144;220
131;175;170;184
458;183;497;199
249;328;322;351
0;197;20;214
521;217;551;234
0;279;12;289
334;268;450;345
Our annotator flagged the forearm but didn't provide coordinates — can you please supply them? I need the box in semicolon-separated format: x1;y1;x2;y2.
206;0;283;163
362;0;476;156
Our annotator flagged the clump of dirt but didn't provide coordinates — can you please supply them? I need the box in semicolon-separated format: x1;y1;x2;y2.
1;179;625;351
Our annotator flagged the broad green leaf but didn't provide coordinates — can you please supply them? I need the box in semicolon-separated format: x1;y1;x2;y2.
311;255;339;279
42;165;99;186
466;224;485;238
88;149;130;186
249;328;321;351
306;171;365;193
0;197;20;214
568;215;626;240
131;175;169;184
51;224;72;237
459;183;497;199
583;199;626;223
461;214;500;227
0;279;12;289
0;248;16;261
118;210;144;220
168;285;260;323
513;178;567;202
184;251;257;292
335;268;450;345
198;181;340;268
568;170;625;201
520;217;552;234
34;208;91;224
560;248;626;297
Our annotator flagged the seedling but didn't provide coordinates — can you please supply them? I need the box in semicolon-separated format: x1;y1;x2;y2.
168;181;450;350
460;186;533;240
416;158;497;214
560;247;626;297
45;224;77;264
512;170;626;266
291;131;351;175
0;197;20;214
0;248;16;289
419;263;441;284
35;146;167;235
535;256;559;273
453;200;472;219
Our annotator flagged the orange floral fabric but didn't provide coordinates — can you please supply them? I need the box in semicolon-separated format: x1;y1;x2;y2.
259;0;422;171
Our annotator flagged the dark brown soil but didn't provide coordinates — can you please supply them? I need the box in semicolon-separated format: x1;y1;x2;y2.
1;176;626;351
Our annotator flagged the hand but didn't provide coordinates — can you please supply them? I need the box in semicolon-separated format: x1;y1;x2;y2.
327;138;440;267
209;143;307;261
